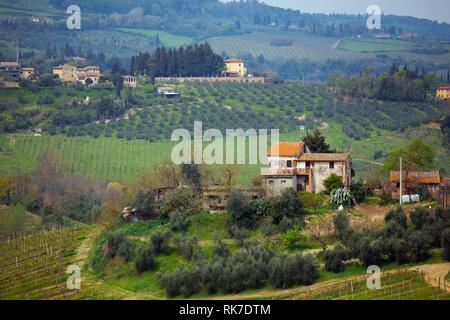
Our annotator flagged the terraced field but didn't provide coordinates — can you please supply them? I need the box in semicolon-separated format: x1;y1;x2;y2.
0;225;88;300
338;37;414;53
208;32;366;61
285;270;450;300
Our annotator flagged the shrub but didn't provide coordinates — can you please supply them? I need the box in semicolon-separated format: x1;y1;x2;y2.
379;190;392;206
271;188;305;224
269;254;319;288
149;230;171;255
323;174;344;194
442;228;450;261
212;239;230;260
282;228;303;249
230;226;250;247
323;246;349;273
174;235;199;260
298;192;325;214
410;207;433;230
159;188;199;218
385;206;408;229
106;231;134;261
169;209;188;231
227;190;254;229
135;248;155;274
351;180;367;204
407;230;432;262
330;187;353;209
132;189;155;218
359;238;384;267
333;212;353;243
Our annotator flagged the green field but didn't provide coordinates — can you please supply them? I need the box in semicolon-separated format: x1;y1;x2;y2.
338;37;414;53
0;225;89;300
209;32;356;61
116;28;193;48
1;121;448;185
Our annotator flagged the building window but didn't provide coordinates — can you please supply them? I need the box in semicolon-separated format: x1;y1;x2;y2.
306;162;311;168
329;161;335;169
281;180;286;185
268;180;274;184
287;160;292;168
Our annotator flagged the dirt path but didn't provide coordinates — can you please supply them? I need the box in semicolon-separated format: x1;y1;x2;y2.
332;39;342;49
411;263;450;292
353;201;436;225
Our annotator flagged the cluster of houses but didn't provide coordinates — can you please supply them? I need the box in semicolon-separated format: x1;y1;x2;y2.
52;63;101;86
0;60;35;87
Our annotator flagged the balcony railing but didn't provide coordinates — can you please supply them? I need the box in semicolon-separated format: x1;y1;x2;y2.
261;167;311;176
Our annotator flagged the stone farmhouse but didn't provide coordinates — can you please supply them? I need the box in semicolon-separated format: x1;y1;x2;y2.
52;63;101;86
261;141;352;196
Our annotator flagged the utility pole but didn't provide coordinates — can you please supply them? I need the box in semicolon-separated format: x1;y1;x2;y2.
399;157;403;205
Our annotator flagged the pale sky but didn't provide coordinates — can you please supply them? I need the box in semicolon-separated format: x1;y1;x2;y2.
250;0;450;23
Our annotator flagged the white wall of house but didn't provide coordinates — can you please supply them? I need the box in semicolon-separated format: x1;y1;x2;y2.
268;156;296;168
311;161;348;193
264;176;297;197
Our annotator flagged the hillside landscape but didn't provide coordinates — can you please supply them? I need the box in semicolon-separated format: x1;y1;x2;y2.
1;0;450;303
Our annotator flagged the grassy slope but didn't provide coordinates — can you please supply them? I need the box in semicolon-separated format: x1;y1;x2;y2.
87;211;449;300
338;37;414;53
116;28;193;47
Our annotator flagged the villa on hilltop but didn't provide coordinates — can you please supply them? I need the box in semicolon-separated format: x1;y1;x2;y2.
261;141;352;196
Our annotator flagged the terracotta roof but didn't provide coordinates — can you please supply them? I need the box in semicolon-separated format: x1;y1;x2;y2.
268;142;304;157
224;58;244;63
438;86;450;91
390;171;441;184
298;153;350;162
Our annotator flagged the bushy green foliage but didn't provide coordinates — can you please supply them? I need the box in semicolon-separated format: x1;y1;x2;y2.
298;192;325;213
132;189;155;218
333;212;353;244
323;174;344;194
149;230;171;255
174;235;199;260
323;245;349;273
158;244;276;297
135;248;155;274
410;207;433;230
169;209;188;232
282;228;303;249
268;254;319;289
227;190;254;229
159;188;199;218
106;231;135;261
271;188;305;224
230;226;250;247
302;129;331;152
350;180;368;204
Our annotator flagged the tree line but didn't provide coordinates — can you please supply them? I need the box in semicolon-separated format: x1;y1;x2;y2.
130;43;224;78
328;64;441;102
